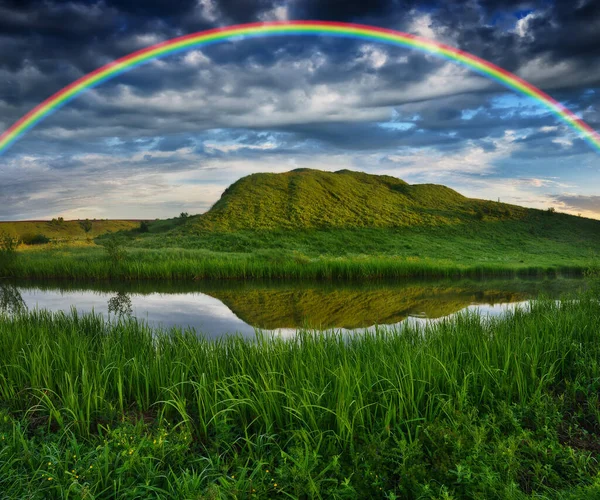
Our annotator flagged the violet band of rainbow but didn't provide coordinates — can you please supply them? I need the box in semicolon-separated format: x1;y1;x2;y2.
1;20;599;155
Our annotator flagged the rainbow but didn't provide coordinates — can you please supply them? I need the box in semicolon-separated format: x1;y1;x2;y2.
1;20;599;155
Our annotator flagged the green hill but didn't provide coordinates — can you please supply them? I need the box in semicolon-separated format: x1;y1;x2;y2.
190;168;528;231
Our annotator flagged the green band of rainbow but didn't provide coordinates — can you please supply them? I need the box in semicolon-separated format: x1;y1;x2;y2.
1;20;599;155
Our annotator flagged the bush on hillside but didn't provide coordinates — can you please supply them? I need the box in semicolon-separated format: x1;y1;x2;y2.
20;233;50;245
79;219;93;233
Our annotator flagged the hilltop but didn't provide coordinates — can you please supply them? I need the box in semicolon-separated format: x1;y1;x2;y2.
188;168;528;231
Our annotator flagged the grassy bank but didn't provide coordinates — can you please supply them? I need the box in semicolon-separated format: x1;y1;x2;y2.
1;293;600;498
4;217;600;281
1;243;590;281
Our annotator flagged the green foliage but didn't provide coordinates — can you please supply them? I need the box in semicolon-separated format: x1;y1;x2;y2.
0;232;19;271
0;283;26;315
20;232;50;245
139;221;150;233
79;219;93;233
1;295;600;497
179;212;189;219
102;238;128;264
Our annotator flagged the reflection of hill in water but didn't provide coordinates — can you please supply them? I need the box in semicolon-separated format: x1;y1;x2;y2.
10;277;585;331
205;287;528;330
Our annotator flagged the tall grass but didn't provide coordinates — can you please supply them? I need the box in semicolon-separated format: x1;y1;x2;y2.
3;245;588;280
1;293;600;497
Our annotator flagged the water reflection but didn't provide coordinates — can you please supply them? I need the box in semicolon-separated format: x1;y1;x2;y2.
107;291;133;317
0;282;26;315
8;277;587;338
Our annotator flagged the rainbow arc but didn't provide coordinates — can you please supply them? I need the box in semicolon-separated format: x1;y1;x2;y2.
1;21;599;155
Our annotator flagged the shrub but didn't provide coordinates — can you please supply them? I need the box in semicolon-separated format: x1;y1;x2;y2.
20;233;50;245
0;232;19;271
547;207;556;215
79;219;93;233
102;238;127;264
139;221;150;233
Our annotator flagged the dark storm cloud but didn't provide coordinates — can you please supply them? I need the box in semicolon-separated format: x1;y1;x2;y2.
0;2;599;189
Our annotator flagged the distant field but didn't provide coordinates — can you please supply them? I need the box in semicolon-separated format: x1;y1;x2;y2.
0;219;143;243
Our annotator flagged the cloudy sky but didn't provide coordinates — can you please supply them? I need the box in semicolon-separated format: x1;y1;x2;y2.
0;0;599;220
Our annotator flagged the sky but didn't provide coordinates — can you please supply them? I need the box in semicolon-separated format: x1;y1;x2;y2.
0;0;599;220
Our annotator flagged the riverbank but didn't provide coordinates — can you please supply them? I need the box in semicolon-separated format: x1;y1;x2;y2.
1;293;600;498
1;243;594;281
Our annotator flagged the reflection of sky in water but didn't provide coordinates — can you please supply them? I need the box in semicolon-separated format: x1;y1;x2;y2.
18;287;533;340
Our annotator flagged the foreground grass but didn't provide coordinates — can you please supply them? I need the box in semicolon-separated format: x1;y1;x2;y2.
1;294;600;498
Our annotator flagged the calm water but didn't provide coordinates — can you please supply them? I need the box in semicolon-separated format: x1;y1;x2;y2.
0;277;587;339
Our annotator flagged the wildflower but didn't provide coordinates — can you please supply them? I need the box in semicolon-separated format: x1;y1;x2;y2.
89;465;93;469
48;477;53;481
274;483;278;488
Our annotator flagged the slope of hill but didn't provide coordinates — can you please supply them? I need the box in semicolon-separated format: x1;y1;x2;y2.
188;168;528;231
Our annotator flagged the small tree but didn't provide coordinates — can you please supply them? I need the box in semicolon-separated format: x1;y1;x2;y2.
103;238;127;265
180;212;189;220
139;221;150;233
80;219;93;233
0;232;19;272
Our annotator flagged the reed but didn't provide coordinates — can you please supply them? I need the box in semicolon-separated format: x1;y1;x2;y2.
3;245;588;281
1;293;600;497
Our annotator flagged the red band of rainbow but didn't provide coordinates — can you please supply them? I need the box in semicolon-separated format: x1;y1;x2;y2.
1;21;599;155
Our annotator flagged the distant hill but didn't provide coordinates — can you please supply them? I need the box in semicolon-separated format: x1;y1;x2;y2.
0;220;141;242
188;168;531;231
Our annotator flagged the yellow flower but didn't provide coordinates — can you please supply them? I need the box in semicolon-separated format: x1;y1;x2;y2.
274;483;278;488
89;465;93;469
48;477;53;481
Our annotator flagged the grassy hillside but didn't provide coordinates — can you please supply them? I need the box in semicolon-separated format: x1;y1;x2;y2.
3;169;599;280
190;168;529;231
